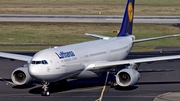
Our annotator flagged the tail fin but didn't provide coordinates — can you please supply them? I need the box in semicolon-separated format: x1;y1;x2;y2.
117;0;135;37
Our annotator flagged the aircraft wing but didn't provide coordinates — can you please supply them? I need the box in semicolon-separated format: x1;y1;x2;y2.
85;33;110;40
0;52;32;62
134;34;180;43
86;55;180;70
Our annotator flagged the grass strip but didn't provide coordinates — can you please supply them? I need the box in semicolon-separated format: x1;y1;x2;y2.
0;22;179;51
0;0;180;15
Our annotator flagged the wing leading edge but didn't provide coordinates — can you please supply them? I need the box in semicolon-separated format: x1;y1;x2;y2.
0;52;32;62
86;55;180;70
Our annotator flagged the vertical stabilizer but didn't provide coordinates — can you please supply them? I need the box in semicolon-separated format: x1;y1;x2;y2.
117;0;135;37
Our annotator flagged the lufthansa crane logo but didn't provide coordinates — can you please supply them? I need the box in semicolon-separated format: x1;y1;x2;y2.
128;2;133;22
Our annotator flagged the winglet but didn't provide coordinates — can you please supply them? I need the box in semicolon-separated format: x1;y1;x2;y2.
117;0;135;37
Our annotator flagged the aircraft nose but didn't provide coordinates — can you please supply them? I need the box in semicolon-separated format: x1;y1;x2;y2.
28;64;43;80
29;65;38;76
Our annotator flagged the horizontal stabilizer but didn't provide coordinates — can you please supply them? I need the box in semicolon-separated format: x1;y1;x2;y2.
85;33;110;40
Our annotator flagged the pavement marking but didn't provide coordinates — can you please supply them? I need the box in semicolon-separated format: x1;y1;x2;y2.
0;76;15;86
96;72;109;101
153;92;180;101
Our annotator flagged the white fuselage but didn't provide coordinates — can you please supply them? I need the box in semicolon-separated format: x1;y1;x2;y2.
29;35;134;82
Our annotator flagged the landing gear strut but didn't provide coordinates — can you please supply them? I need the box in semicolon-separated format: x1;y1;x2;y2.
41;81;50;96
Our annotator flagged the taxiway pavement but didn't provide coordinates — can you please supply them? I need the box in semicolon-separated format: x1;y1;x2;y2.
0;14;180;24
0;52;180;101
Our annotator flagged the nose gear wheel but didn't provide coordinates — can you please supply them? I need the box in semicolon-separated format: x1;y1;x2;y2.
41;82;50;96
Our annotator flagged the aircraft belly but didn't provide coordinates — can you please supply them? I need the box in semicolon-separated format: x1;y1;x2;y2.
32;70;84;82
74;71;100;79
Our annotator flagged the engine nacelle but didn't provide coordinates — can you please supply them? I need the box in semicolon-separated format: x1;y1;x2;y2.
115;69;140;87
11;66;32;85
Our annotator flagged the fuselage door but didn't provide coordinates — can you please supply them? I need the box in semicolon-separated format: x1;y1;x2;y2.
51;54;61;69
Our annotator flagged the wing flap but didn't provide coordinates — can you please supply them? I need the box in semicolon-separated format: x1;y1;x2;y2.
86;55;180;70
0;52;32;62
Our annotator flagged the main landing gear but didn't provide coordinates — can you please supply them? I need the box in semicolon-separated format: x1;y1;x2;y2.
109;81;118;88
41;81;50;96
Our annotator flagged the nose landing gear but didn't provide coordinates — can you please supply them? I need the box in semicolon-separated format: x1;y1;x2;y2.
41;81;50;96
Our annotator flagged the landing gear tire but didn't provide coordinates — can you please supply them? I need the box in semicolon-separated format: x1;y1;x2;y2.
109;81;117;88
41;81;50;96
41;91;50;96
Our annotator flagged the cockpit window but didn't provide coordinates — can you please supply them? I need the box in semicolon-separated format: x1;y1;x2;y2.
31;60;48;65
36;61;41;64
31;61;36;64
42;60;48;64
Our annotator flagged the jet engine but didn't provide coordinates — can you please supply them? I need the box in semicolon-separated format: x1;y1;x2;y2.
11;66;32;85
115;69;140;87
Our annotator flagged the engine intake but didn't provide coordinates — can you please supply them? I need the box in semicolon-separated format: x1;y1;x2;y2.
11;66;32;85
115;69;140;87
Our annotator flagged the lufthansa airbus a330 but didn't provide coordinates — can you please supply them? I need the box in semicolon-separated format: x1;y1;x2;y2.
0;0;180;96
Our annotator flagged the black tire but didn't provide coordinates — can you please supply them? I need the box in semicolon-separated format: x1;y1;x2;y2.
110;81;115;88
41;91;50;96
41;91;46;96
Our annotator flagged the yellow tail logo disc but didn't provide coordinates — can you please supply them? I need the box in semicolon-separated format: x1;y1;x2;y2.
128;2;133;22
